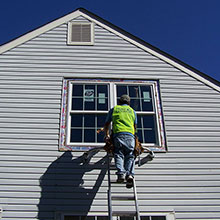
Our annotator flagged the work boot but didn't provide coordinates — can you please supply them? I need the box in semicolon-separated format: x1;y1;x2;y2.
117;174;125;183
126;175;134;188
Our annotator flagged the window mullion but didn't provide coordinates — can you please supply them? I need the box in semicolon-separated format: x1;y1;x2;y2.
82;114;85;142
138;86;143;111
110;82;116;108
127;85;129;97
95;115;97;142
83;84;85;111
95;84;97;111
141;115;145;143
136;111;155;115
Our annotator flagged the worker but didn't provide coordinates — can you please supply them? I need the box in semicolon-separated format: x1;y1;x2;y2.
104;94;137;188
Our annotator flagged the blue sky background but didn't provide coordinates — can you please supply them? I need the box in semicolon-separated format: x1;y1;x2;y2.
0;0;219;82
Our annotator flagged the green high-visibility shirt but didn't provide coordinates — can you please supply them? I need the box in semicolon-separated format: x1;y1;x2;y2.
112;105;136;135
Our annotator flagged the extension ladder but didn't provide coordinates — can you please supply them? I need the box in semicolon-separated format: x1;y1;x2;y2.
82;146;154;220
107;154;141;220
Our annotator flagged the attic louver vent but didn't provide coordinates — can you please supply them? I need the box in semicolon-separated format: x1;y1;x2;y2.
68;22;94;45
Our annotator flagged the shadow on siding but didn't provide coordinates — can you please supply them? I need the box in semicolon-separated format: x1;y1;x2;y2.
37;151;108;219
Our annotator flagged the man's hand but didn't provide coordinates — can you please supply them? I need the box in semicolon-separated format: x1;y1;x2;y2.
104;135;110;142
104;121;111;142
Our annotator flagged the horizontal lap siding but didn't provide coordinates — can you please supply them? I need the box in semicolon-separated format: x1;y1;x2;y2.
0;15;220;220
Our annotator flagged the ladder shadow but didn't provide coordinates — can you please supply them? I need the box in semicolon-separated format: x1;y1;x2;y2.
37;151;108;219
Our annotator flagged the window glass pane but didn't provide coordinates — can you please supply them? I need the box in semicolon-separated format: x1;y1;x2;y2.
84;114;95;128
143;115;155;128
120;217;134;220
141;217;150;220
64;216;79;220
141;97;153;111
97;114;107;128
130;98;141;111
72;85;83;97
83;85;95;110
84;100;95;110
143;115;156;143
85;84;95;90
129;85;139;98
129;85;141;110
97;132;105;143
84;129;95;142
137;129;143;143
141;86;153;111
137;114;142;127
71;114;82;127
97;217;108;220
97;85;108;110
81;216;95;220
152;217;166;220
137;115;157;144
116;85;153;112
70;129;82;142
117;85;127;98
72;98;83;110
137;113;143;142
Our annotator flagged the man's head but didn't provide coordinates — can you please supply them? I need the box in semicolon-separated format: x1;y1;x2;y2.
119;94;130;105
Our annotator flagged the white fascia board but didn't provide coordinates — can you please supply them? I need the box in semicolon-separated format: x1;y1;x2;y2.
81;13;220;92
0;10;81;54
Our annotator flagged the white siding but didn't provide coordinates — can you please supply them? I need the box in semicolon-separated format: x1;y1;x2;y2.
0;15;220;220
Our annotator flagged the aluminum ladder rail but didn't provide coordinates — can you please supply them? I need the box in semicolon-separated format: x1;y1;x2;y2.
107;153;141;220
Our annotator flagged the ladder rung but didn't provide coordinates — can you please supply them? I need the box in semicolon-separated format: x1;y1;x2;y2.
111;196;135;200
112;211;137;216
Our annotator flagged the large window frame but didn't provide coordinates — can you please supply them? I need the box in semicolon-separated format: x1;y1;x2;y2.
59;79;166;152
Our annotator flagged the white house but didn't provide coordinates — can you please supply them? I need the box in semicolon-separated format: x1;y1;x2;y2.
0;8;220;220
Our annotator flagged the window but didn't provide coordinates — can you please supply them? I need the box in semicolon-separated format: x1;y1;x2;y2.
62;215;173;220
63;216;108;220
59;79;166;152
67;22;94;45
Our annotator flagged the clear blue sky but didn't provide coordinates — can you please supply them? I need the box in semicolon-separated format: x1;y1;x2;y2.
0;0;219;82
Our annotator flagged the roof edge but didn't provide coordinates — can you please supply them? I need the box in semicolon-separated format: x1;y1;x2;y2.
0;8;82;54
0;7;219;92
78;8;220;91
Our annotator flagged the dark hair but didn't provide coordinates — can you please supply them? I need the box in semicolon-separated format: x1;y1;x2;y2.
119;94;130;105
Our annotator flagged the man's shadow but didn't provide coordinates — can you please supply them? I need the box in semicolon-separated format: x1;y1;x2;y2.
37;151;108;219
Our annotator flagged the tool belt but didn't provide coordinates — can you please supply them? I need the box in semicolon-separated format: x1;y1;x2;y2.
103;134;144;156
134;135;144;157
103;133;114;154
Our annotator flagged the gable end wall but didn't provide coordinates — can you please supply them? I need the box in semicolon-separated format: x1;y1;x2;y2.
0;15;220;220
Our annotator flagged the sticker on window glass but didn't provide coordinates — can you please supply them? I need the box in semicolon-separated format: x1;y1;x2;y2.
84;89;94;102
98;93;105;104
143;91;151;102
